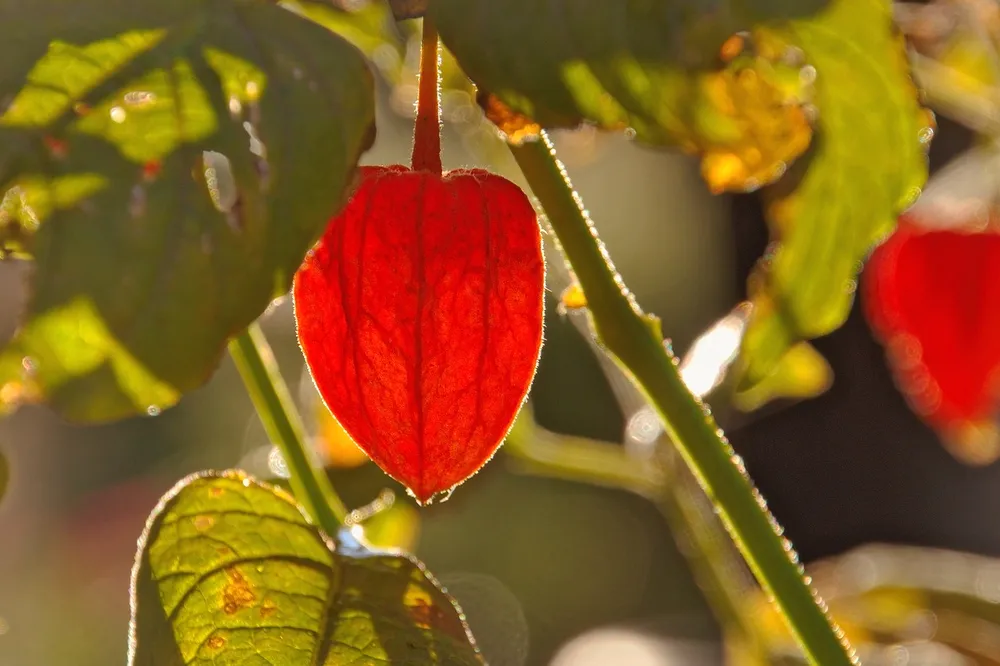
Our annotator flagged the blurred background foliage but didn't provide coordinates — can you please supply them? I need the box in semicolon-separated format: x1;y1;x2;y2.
8;1;1000;665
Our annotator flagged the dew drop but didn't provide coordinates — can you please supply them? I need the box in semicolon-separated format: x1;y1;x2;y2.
110;106;127;123
20;356;36;376
625;407;662;449
267;447;290;479
245;81;260;100
203;151;237;213
146;405;161;416
228;96;243;117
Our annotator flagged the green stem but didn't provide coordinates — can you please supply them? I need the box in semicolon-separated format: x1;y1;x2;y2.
509;133;855;666
653;447;765;658
229;323;348;534
504;404;664;498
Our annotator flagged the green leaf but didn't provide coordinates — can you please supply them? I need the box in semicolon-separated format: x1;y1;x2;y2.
430;0;740;145
733;341;831;411
738;0;930;387
129;471;483;666
0;0;375;422
282;0;404;58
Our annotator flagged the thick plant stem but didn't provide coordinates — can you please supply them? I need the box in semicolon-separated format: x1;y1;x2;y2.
411;17;442;174
509;133;856;666
229;323;348;534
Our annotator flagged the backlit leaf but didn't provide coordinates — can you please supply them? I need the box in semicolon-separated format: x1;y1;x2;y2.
732;341;832;411
738;0;930;387
128;471;482;665
281;0;403;58
0;0;375;422
431;0;815;192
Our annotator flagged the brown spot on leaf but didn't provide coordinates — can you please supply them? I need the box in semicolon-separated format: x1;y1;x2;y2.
477;91;541;144
408;598;437;629
222;566;256;614
206;635;226;650
192;515;214;531
259;599;277;619
207;486;225;498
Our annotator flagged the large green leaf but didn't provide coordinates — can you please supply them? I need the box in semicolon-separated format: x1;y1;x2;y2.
129;471;483;666
430;0;928;391
737;0;930;386
0;0;374;422
430;0;741;145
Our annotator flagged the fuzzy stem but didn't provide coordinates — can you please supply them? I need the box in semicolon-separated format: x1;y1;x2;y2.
509;133;856;666
411;17;442;174
229;324;349;534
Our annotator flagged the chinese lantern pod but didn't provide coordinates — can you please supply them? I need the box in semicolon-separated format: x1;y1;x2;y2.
864;215;1000;464
294;165;545;502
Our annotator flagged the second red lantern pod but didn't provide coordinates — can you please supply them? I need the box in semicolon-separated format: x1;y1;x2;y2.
865;213;1000;465
293;20;545;502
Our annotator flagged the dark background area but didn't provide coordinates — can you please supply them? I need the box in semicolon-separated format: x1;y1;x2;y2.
727;114;1000;564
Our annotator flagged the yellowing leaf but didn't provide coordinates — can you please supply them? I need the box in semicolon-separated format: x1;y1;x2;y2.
739;0;930;388
0;0;375;422
733;341;832;411
129;471;483;665
695;35;814;193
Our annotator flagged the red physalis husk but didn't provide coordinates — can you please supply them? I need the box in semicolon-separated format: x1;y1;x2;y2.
864;214;1000;464
294;165;544;502
293;19;544;502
